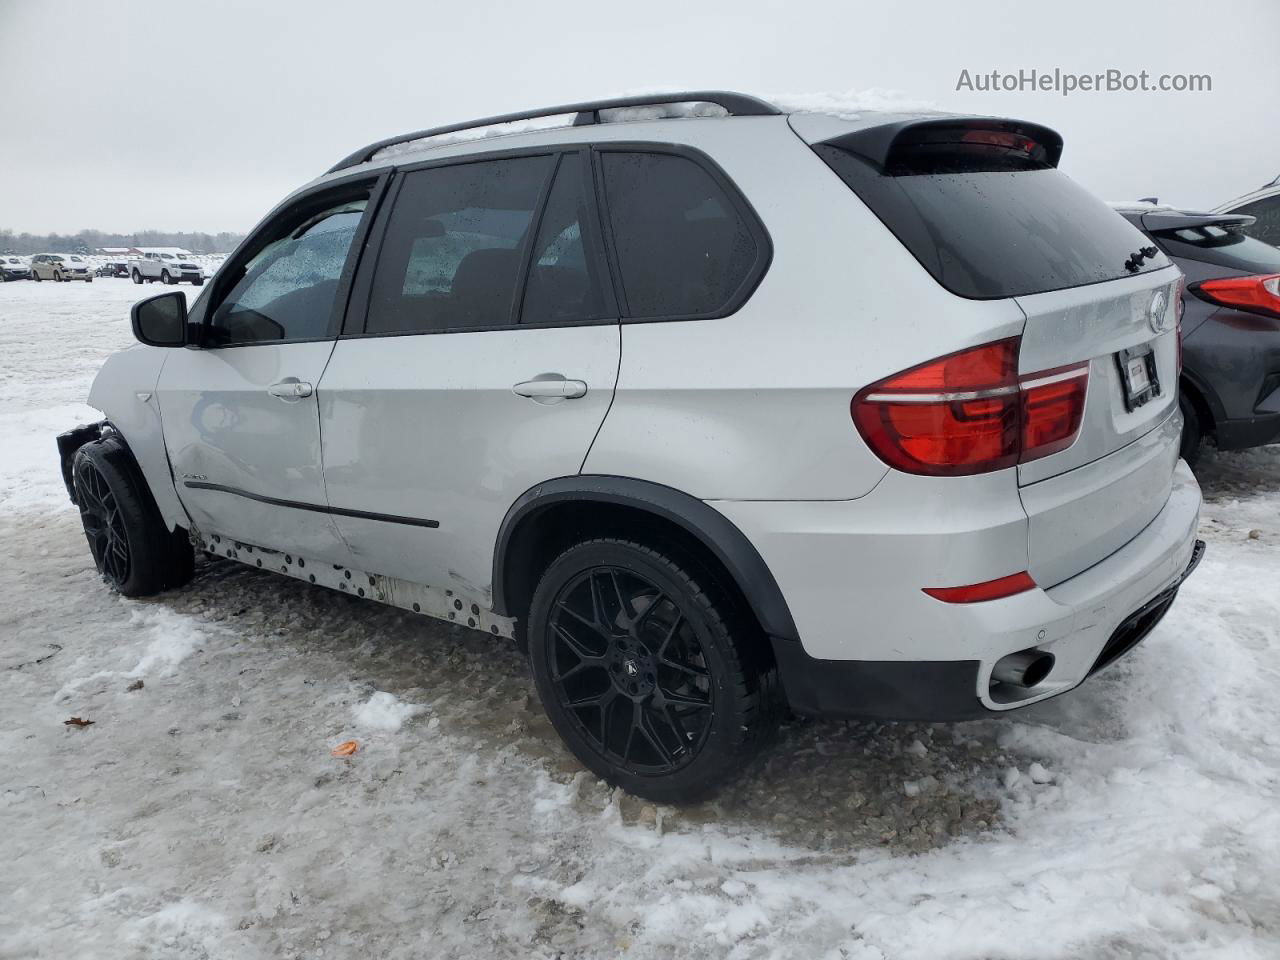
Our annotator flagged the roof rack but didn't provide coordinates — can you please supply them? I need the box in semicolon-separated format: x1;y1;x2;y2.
326;91;781;174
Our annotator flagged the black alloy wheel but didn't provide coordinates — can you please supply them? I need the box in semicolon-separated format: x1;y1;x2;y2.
529;538;778;802
74;454;132;587
547;564;716;776
71;436;195;596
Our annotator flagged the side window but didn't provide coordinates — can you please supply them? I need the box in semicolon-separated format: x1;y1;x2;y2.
1235;197;1280;247
208;195;368;346
599;150;760;319
365;154;554;335
521;153;611;325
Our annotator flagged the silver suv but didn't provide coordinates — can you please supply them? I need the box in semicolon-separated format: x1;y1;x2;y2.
58;92;1204;801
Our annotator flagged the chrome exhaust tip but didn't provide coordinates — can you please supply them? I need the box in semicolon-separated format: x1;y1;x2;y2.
992;650;1055;689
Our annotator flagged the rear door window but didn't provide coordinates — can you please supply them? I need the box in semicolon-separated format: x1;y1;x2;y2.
814;137;1170;300
598;150;763;319
365;154;555;334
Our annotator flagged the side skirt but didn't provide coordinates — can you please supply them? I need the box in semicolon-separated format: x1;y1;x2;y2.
199;533;516;639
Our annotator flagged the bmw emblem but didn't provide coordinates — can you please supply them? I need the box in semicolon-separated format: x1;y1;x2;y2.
1148;288;1170;334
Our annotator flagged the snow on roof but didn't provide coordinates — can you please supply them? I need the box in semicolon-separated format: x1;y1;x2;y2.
1107;200;1178;215
769;87;940;120
134;246;193;256
370;89;941;166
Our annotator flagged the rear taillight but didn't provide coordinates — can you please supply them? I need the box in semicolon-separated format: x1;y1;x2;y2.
852;338;1089;476
1191;273;1280;320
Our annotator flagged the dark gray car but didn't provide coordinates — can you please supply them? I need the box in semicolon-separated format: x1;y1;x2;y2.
1115;204;1280;462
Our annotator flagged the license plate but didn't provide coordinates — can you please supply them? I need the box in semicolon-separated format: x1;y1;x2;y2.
1116;345;1159;410
1125;356;1151;394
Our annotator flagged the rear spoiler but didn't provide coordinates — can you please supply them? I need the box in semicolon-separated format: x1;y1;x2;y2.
820;117;1064;174
1141;211;1257;232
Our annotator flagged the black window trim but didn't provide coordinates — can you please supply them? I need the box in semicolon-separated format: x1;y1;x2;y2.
191;169;391;349
514;149;621;327
591;140;773;325
339;139;773;339
341;143;622;339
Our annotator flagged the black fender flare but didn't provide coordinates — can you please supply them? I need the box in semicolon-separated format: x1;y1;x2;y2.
492;475;800;642
1179;365;1224;431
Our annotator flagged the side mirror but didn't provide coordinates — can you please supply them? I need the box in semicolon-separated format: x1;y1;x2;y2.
131;291;188;347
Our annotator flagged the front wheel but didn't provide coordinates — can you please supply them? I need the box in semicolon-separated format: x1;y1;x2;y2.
72;436;194;596
53;272;63;282
191;277;204;286
528;538;778;802
161;270;173;285
32;270;41;282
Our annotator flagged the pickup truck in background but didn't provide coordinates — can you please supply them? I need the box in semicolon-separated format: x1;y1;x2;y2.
130;252;205;286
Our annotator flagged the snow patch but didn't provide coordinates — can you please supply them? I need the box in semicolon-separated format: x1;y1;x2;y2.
127;607;206;677
352;690;425;732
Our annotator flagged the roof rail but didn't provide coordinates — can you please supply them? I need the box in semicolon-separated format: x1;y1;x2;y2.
325;91;781;174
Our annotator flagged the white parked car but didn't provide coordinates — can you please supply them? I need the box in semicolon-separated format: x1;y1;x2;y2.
58;92;1203;800
130;251;205;286
1;255;31;281
30;253;92;282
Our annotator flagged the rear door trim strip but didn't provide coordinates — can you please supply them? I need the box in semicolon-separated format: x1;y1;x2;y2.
182;481;440;529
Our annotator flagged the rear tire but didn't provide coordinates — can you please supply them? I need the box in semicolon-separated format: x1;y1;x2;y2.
72;436;194;597
1179;390;1202;466
131;269;142;284
528;538;778;803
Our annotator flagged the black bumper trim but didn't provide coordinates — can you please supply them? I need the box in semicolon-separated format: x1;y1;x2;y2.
770;641;990;721
1215;413;1280;451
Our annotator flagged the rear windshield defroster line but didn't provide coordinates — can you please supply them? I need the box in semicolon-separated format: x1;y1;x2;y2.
813;140;1171;300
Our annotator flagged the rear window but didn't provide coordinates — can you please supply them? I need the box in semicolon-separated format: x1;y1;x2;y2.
813;139;1170;300
1154;223;1280;274
1229;196;1280;247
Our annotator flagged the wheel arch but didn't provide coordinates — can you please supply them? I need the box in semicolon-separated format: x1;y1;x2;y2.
492;475;800;643
1179;368;1220;438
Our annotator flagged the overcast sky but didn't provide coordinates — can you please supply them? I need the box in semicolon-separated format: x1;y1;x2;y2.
2;0;1277;235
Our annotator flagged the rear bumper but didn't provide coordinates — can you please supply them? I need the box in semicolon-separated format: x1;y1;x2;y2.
774;537;1204;720
1215;412;1280;451
717;459;1202;720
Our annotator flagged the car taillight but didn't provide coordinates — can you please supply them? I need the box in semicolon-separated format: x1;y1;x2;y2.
851;338;1089;476
1191;273;1280;320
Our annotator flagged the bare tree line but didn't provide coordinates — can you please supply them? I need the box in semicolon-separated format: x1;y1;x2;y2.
0;228;245;255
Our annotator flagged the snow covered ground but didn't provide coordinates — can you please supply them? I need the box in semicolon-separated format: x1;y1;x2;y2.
1;280;1278;960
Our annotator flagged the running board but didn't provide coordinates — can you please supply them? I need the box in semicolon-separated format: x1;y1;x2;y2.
199;534;516;639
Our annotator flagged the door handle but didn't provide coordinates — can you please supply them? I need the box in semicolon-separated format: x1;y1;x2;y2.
267;378;314;400
512;378;588;400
